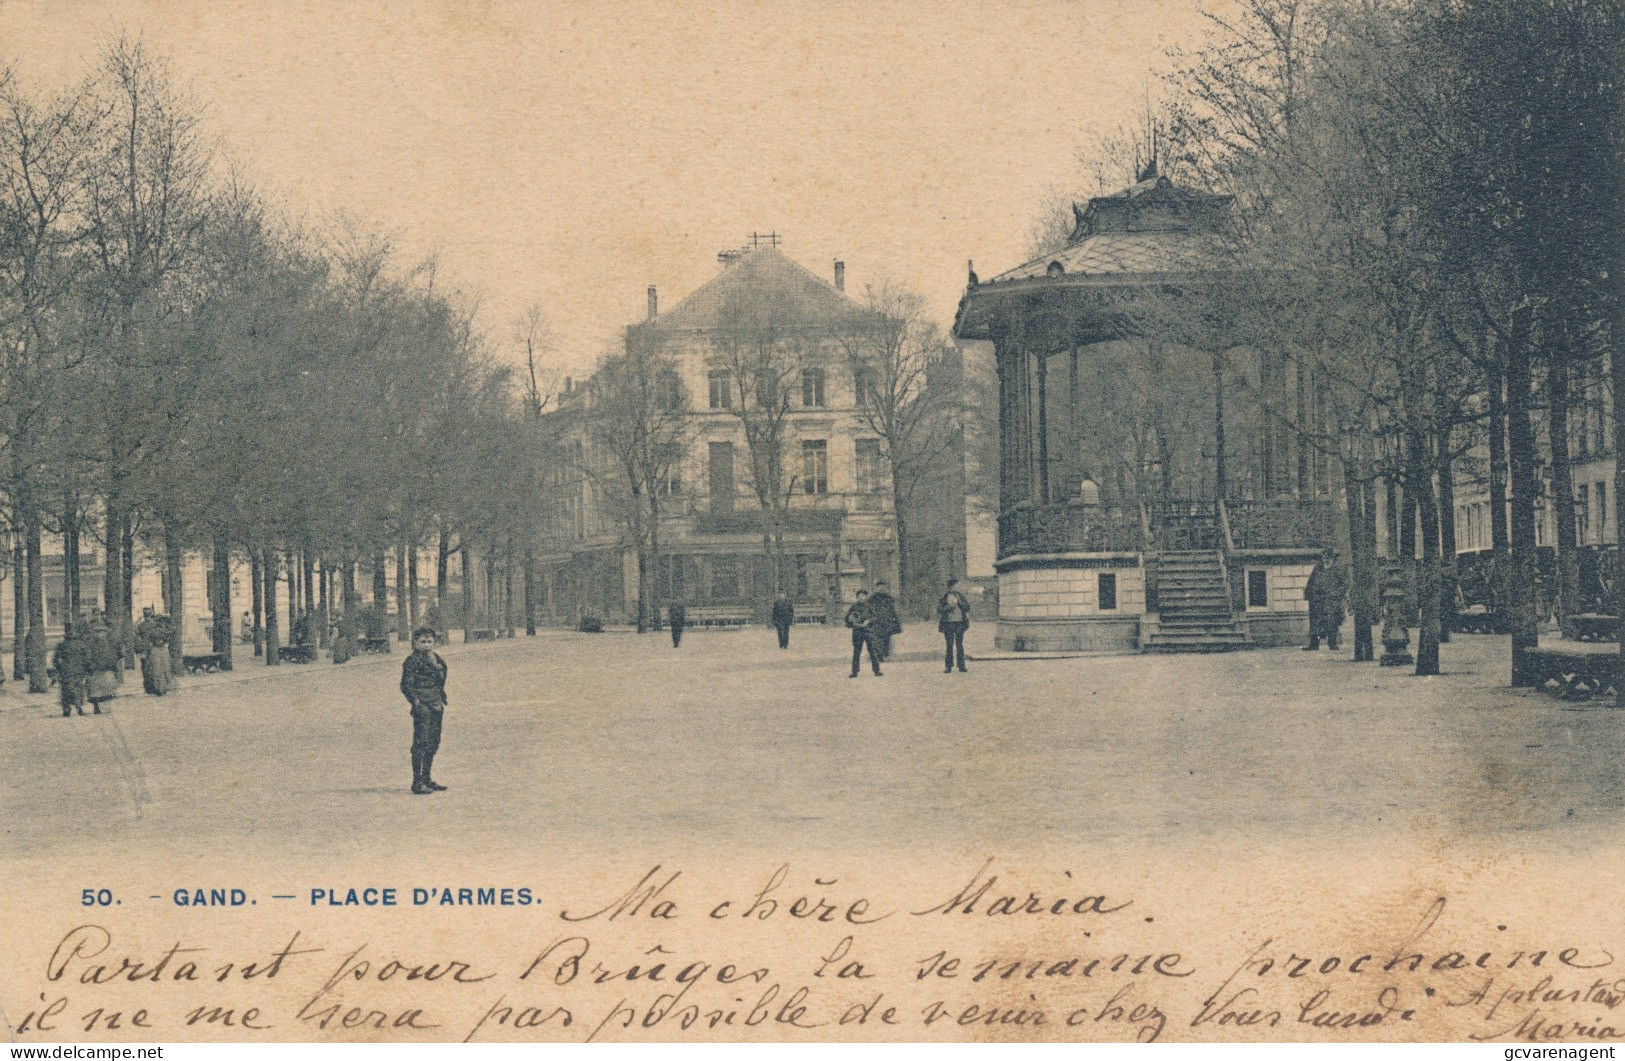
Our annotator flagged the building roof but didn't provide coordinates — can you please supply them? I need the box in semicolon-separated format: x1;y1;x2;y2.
953;176;1239;345
649;244;855;331
983;176;1234;286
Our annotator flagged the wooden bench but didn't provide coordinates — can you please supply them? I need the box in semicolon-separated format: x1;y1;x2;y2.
1452;607;1505;635
358;637;391;654
183;653;227;675
1528;646;1619;701
277;643;317;664
1563;613;1619;643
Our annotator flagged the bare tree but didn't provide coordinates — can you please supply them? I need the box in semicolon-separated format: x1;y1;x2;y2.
585;329;691;631
838;282;961;599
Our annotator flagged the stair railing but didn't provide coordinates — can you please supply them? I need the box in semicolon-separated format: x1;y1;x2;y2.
1217;496;1236;554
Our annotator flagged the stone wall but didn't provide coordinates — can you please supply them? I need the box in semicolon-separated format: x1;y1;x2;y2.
998;563;1145;620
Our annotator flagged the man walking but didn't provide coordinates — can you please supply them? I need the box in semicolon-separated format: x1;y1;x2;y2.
401;626;449;795
1304;548;1347;650
938;577;971;673
668;601;687;648
771;593;795;649
868;579;902;662
844;589;883;677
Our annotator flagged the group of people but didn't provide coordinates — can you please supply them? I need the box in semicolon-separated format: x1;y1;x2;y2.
658;577;974;678
845;577;973;678
50;606;183;717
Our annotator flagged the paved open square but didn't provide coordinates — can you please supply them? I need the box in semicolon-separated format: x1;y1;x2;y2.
5;627;1624;867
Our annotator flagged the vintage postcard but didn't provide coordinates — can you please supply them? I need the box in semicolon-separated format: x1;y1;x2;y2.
1;0;1620;1049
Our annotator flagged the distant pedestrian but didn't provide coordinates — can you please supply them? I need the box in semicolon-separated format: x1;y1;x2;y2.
844;589;883;677
937;578;971;674
401;626;449;795
771;593;795;649
868;580;902;662
134;607;175;696
83;621;120;713
52;624;89;717
1304;548;1347;650
239;611;253;645
668;602;687;648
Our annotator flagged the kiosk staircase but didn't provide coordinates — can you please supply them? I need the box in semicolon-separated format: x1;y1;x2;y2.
1144;550;1254;653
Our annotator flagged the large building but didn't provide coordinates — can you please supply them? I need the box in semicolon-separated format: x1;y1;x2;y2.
536;240;966;625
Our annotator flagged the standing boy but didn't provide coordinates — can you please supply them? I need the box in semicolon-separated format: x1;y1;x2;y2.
937;578;971;673
401;626;449;795
844;589;883;677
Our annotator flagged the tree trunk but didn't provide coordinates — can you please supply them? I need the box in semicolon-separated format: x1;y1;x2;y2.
250;549;264;656
407;542;420;634
503;540;516;638
1343;432;1377;663
302;546;317;617
523;542;537;636
1506;312;1540;686
24;506;47;693
460;544;473;643
1547;344;1579;624
1436;427;1457;645
317;558;330;649
285;547;299;637
212;531;233;669
1487;359;1511;565
63;498;80;617
436;525;450;622
164;519;184;676
261;543;280;666
11;535;24;681
393;540;407;641
120;518;135;669
372;549;389;613
103;495;122;648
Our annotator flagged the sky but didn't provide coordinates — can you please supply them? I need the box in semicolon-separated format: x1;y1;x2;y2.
3;0;1217;378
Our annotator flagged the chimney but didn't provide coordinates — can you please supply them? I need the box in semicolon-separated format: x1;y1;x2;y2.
834;260;845;292
647;285;658;321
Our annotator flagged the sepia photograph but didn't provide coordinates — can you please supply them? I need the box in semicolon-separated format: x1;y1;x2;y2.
0;0;1621;1049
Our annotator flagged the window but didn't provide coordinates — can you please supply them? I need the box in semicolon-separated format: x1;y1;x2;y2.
1578;484;1590;545
659;370;684;412
709;556;741;601
801;439;828;494
655;443;683;496
1098;572;1118;611
1246;569;1268;609
708;442;735;512
855;438;884;496
708;370;732;409
801;367;826;407
853;366;875;410
1598;481;1608;539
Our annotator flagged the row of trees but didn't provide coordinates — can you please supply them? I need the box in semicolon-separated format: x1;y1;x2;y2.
1092;0;1620;682
0;39;541;688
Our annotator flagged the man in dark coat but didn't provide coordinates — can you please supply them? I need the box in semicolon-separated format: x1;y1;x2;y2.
844;589;883;677
771;593;795;649
401;626;449;795
868;579;902;662
668;602;687;648
937;578;971;673
53;625;90;717
1304;548;1348;650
